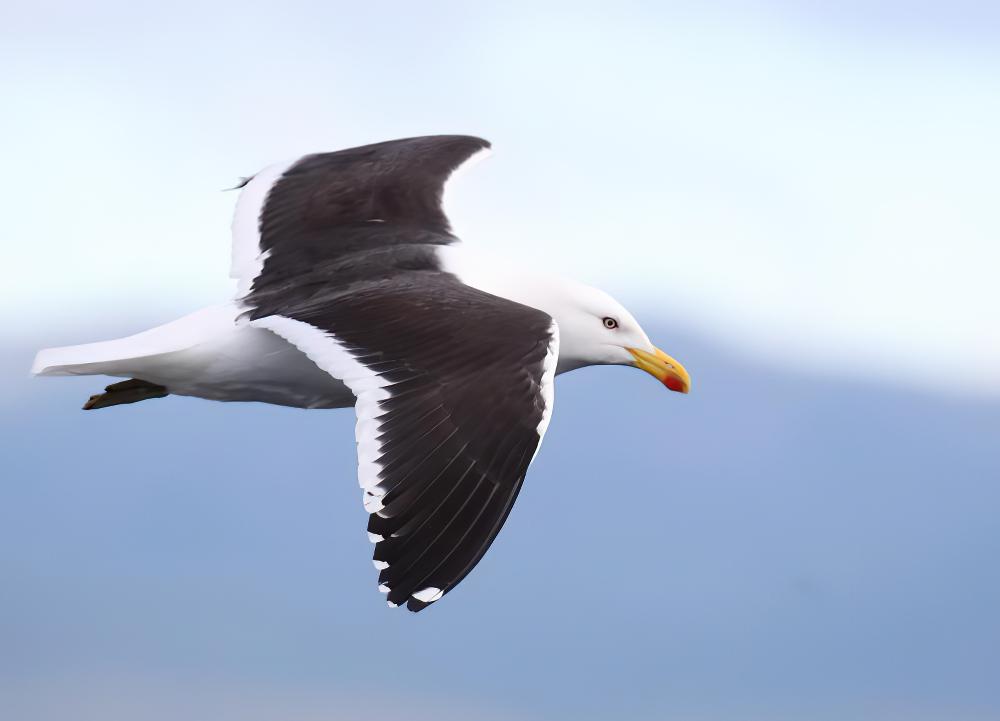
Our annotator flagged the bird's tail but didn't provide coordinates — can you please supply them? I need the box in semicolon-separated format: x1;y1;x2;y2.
32;303;236;376
31;304;239;409
31;338;144;378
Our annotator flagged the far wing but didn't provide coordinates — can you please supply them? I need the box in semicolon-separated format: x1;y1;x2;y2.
230;135;491;296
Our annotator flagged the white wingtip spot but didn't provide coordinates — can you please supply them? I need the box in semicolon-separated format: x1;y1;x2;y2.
373;559;389;570
367;531;384;543
378;584;390;594
387;600;398;608
412;586;444;603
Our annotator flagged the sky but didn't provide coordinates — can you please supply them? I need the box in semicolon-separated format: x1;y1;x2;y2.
2;2;999;720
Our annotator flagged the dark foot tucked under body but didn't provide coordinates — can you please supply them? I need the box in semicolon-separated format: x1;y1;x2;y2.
83;378;169;410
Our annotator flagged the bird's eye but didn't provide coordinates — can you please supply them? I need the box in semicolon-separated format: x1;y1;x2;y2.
602;317;619;330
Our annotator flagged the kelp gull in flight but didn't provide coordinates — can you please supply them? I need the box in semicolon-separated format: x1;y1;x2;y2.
32;135;691;611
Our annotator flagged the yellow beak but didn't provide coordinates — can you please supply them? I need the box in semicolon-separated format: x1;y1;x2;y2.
627;347;691;394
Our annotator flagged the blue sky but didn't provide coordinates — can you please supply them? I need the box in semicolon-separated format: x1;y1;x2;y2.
3;2;999;720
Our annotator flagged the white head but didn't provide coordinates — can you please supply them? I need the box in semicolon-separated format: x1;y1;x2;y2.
527;277;691;392
438;245;691;392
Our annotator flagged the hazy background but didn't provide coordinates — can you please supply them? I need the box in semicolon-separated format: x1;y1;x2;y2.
2;2;998;719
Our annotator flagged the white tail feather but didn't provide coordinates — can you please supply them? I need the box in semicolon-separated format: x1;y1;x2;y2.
31;304;238;377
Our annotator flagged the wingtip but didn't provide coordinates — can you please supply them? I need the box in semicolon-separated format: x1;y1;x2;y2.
406;598;432;612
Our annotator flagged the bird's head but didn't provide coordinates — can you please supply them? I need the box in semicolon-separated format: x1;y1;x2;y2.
435;246;690;392
547;282;691;393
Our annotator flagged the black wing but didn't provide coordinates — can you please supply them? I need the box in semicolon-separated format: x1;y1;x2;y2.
232;135;490;296
252;276;558;611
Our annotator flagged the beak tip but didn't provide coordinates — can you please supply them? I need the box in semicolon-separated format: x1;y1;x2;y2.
664;376;688;393
628;346;691;394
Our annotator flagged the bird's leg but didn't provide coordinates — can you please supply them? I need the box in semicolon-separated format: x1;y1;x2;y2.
82;378;169;410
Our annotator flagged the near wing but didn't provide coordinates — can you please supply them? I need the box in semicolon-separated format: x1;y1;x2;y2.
254;277;558;611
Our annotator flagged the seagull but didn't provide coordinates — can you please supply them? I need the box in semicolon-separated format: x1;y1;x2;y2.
32;135;691;611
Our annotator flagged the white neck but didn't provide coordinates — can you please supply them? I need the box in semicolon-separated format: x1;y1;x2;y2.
436;244;611;374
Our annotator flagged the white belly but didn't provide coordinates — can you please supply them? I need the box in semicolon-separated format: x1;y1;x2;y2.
138;322;355;409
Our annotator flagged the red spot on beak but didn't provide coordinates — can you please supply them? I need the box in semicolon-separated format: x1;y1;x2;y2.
664;376;685;393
